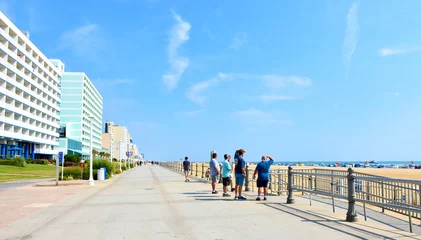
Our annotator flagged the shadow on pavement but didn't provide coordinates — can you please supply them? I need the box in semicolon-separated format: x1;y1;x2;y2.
263;203;418;240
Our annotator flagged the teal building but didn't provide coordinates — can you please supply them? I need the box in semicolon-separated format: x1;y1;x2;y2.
50;62;103;160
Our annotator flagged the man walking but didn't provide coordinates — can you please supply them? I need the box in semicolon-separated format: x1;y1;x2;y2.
183;156;191;182
221;154;232;197
253;155;274;200
210;152;220;194
234;149;247;200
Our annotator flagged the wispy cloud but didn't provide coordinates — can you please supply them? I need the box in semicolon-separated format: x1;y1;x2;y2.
379;47;421;57
162;11;191;90
58;23;105;61
260;95;295;103
203;25;214;40
186;76;222;106
231;108;291;130
229;33;246;50
182;109;205;116
343;0;360;79
263;75;312;88
186;72;311;105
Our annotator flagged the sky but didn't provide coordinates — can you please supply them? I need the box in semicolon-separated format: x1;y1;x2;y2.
1;0;421;163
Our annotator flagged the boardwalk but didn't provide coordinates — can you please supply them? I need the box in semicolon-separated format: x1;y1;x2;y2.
1;165;420;240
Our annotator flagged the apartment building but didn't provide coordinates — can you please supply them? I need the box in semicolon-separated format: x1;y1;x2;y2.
104;121;130;160
0;12;62;160
56;71;103;160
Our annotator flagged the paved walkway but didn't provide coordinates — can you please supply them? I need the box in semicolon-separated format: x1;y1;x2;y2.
1;165;420;240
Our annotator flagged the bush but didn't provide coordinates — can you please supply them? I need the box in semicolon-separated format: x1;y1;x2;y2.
64;154;80;163
115;169;122;174
60;167;83;180
14;157;26;167
82;168;98;180
64;162;80;167
122;165;127;171
27;159;44;165
0;160;16;166
82;159;114;180
43;160;48;165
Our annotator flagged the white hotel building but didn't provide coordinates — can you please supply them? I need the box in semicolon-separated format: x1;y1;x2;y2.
0;12;62;160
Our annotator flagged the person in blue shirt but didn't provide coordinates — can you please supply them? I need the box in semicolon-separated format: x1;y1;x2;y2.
253;155;274;201
221;154;232;197
234;149;247;200
182;156;191;182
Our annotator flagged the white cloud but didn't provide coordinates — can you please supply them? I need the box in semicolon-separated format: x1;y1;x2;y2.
260;95;295;103
59;23;104;60
231;108;291;128
379;47;421;57
162;11;191;90
203;25;214;40
229;33;246;50
186;72;311;105
186;77;221;106
182;109;205;116
263;75;312;88
343;0;360;79
393;92;400;97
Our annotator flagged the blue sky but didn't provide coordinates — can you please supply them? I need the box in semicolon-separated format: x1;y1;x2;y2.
2;0;421;163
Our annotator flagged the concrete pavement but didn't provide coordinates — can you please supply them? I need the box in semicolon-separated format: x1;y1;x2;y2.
1;165;420;240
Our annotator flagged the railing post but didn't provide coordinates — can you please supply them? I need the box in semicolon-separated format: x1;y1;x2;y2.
201;163;204;178
346;168;358;222
195;163;198;177
287;166;295;204
277;169;281;195
245;165;250;191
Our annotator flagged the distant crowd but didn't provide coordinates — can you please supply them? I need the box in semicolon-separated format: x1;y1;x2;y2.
182;149;274;201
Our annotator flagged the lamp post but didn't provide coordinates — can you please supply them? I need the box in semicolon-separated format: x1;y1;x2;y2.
88;116;94;186
118;140;122;171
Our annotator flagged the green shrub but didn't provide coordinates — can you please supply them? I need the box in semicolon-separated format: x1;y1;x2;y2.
64;154;80;163
82;168;98;180
43;160;48;165
0;160;16;166
60;167;83;180
115;169;122;174
13;157;26;167
122;165;127;171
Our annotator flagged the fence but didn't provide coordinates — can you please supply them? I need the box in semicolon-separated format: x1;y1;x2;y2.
161;162;421;233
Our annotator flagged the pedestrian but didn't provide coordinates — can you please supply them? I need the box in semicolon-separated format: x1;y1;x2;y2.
230;150;238;192
253;155;274;201
183;157;191;182
234;149;247;200
221;154;232;197
209;152;220;194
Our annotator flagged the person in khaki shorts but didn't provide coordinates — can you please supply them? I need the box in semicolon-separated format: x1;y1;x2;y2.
182;156;190;182
209;152;220;194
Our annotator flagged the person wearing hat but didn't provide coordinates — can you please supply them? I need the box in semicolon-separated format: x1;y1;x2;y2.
253;155;274;201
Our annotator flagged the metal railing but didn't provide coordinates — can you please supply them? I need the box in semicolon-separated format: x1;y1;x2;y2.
161;162;421;233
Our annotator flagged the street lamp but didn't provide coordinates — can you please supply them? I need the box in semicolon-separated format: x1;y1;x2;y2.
88;116;94;186
118;140;122;171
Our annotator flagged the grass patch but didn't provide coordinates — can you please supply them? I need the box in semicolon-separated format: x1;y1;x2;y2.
0;164;56;183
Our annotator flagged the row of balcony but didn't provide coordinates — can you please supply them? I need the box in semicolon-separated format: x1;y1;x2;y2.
0;21;61;83
0;55;61;110
2;102;59;130
1;79;60;120
0;122;58;146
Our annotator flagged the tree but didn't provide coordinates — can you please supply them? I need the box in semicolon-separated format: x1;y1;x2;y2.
92;149;99;159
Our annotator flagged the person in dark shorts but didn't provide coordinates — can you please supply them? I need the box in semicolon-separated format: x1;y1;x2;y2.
221;154;232;197
253;155;274;200
182;156;191;182
234;149;247;200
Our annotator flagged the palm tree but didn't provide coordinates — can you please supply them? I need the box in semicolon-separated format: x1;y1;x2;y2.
99;152;105;159
106;153;111;159
92;149;99;159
